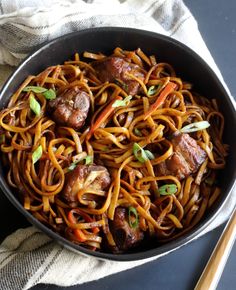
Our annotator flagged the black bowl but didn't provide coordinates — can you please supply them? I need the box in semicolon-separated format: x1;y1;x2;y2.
0;27;235;261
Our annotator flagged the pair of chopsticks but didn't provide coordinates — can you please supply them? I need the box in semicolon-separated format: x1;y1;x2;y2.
194;207;236;290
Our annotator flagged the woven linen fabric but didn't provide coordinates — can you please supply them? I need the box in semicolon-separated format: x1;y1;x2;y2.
0;1;235;289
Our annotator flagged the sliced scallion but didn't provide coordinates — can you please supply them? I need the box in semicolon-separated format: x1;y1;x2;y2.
147;85;161;96
68;161;78;171
23;86;47;93
112;95;132;108
134;128;142;137
23;86;57;100
32;145;43;164
158;184;177;196
144;150;155;160
43;89;56;100
85;155;93;165
133;142;154;163
128;206;139;228
180;121;210;133
29;95;41;116
68;155;93;171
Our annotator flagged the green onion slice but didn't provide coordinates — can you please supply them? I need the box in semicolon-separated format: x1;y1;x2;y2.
23;86;56;100
133;142;154;163
68;155;93;171
128;206;139;228
112;95;132;108
85;155;93;165
134;128;142;137
32;145;43;164
158;184;177;196
23;86;47;93
68;162;78;171
180;121;210;133
43;89;56;100
144;150;155;160
147;84;161;96
29;95;41;116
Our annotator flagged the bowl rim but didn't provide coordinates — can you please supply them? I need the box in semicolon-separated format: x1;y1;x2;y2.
0;26;235;261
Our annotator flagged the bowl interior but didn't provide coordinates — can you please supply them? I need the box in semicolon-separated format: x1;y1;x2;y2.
0;27;235;261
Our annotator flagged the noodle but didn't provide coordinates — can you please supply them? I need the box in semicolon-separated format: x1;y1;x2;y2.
0;47;228;253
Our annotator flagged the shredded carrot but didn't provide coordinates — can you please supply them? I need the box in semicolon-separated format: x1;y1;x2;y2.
68;209;99;240
68;210;87;242
86;95;122;140
144;82;176;120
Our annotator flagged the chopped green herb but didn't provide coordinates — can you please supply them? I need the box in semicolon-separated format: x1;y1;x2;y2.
29;95;41;116
128;206;139;228
144;150;155;160
147;85;161;96
112;95;132;108
68;162;78;171
43;89;56;100
180;121;210;133
23;86;57;101
134;128;142;137
68;155;93;171
85;155;93;165
32;145;43;164
158;184;177;196
23;86;47;94
133;143;146;163
133;142;154;163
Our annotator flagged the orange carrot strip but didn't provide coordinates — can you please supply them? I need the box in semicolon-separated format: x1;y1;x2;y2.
86;95;122;140
144;82;176;120
68;209;99;237
68;210;87;242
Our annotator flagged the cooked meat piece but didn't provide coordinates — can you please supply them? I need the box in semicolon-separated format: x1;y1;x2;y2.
155;133;207;180
110;207;144;252
47;87;90;130
93;57;146;95
62;164;111;206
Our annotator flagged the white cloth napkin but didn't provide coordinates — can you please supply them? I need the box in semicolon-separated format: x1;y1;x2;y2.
0;1;235;289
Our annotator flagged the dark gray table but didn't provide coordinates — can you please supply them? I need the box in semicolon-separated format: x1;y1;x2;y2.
0;1;235;289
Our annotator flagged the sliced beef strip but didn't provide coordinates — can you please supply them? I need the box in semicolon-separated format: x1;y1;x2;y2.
47;87;90;130
93;56;146;95
110;207;144;252
62;164;111;206
155;133;207;180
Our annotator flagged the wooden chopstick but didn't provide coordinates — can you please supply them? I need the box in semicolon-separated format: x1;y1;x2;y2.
194;207;236;290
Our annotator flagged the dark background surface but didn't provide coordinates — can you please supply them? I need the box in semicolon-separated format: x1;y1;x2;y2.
184;0;236;98
0;0;235;290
